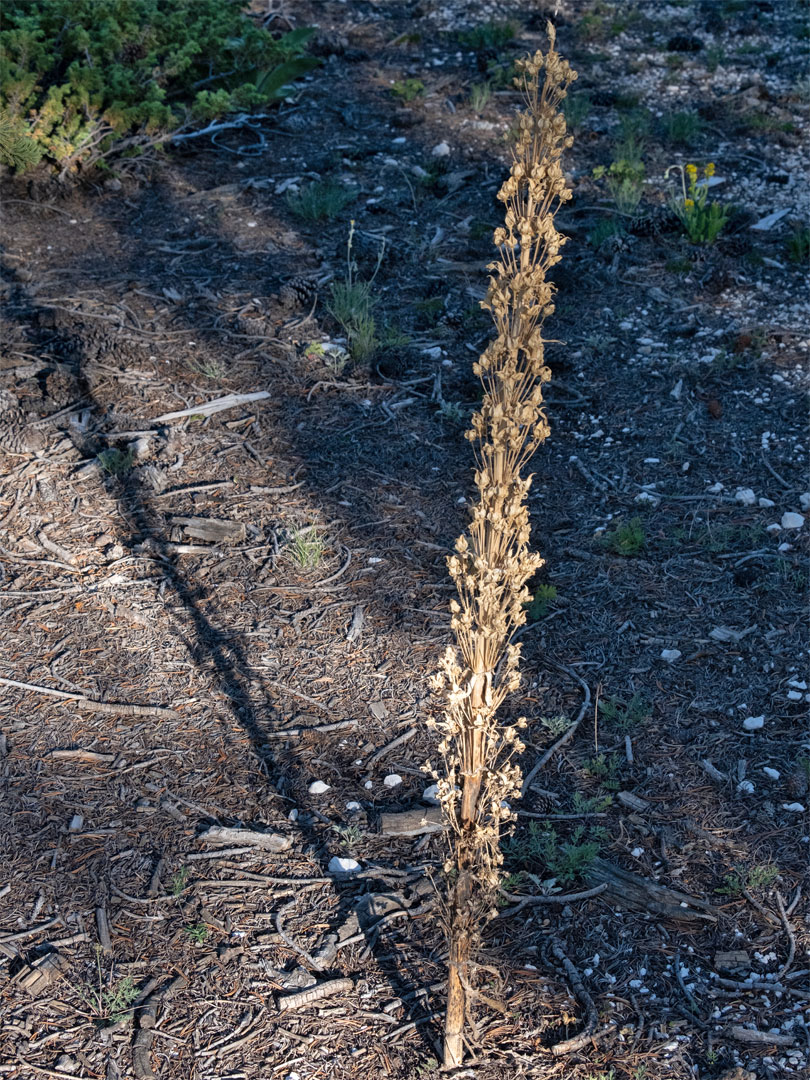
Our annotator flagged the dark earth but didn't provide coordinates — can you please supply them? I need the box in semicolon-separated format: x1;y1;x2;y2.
1;2;808;1079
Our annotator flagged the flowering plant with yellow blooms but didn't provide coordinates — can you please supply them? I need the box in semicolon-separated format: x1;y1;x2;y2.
666;161;730;244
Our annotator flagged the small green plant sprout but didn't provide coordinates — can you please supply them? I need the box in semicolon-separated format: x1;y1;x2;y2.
438;401;465;425
286;179;355;221
187;355;225;380
602;517;646;556
524;583;558;620
184;922;208;944
333;823;362;852
593;158;645;214
287;525;324;570
571;791;612;813
170;866;188;896
391;78;425;102
583;752;622;791
716;863;779;897
469;82;492;113
83;950;139;1027
667;162;730;244
787;224;810;264
599;692;650;732
504;821;601;883
328;221;384;362
97;447;134;476
538;713;572;738
588;217;626;250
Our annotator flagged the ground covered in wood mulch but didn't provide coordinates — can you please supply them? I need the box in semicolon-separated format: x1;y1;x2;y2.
1;2;808;1079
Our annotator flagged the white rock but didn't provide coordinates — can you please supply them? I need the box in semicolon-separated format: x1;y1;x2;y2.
346;801;361;811
766;522;782;533
736;780;755;794
328;856;361;874
635;491;659;504
788;690;804;702
69;814;83;832
787;679;808;690
763;768;780;780
422;784;440;805
422;346;442;361
431;141;450;158
308;780;331;795
781;512;804;530
661;649;682;663
670;378;683;400
800;492;810;512
383;774;403;789
742;715;765;731
289;808;299;821
364;780;373;789
758;497;776;508
707;482;725;494
631;847;645;858
777;542;793;552
734;488;757;506
782;803;806;813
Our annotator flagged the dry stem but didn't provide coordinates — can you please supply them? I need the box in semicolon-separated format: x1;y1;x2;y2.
428;24;576;1068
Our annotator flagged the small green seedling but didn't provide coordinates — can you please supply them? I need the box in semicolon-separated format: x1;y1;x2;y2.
97;448;134;476
184;923;208;944
286;180;355;221
288;527;324;569
391;78;425;102
170;866;188;896
602;517;646;556
525;583;557;620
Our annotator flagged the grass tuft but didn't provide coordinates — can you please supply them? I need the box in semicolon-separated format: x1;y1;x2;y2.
286;180;355;221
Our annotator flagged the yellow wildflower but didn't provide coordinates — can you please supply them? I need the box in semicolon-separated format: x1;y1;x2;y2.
685;163;698;179
705;162;716;177
684;198;695;209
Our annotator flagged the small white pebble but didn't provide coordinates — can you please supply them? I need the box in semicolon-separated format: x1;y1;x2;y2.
763;768;780;780
346;801;361;811
707;482;725;493
328;856;360;874
787;690;804;702
758;497;776;508
288;808;299;822
431;141;450;157
631;846;645;858
383;774;403;789
742;715;765;731
734;488;757;506
308;780;330;795
737;779;755;794
781;511;805;529
777;541;793;552
364;780;373;790
661;649;682;663
800;492;810;512
422;784;440;804
782;803;806;813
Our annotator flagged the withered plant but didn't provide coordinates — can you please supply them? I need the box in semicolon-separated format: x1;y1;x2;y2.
427;25;576;1068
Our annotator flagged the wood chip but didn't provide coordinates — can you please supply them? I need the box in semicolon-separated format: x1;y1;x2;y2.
714;950;751;973
170;516;246;543
727;1025;796;1047
380;807;444;837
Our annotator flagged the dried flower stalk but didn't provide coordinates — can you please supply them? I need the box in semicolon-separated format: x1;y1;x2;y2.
428;25;576;1068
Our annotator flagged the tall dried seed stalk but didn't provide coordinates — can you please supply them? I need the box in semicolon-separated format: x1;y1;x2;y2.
428;26;576;1068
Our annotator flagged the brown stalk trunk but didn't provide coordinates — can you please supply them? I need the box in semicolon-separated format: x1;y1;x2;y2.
444;675;487;1067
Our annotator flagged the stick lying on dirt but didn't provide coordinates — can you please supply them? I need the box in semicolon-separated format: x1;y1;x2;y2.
151;391;269;423
0;677;180;719
277;978;353;1013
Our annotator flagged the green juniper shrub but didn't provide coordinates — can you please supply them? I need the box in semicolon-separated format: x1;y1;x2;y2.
787;224;810;264
0;0;318;172
391;78;425;102
457;21;518;52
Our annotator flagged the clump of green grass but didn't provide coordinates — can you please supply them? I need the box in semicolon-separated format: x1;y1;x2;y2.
391;77;425;102
588;217;625;249
601;517;646;556
787;225;810;264
458;20;517;51
97;447;134;476
170;866;188;896
286;180;355;221
469;82;492;113
287;526;324;570
563;91;591;132
184;923;208;944
663;110;704;146
328;221;384;361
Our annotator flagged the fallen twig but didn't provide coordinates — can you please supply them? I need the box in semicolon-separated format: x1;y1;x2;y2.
196;826;290;852
498;882;607;917
521;660;591;796
151;391;270;423
277;977;353;1012
774;890;797;981
0;677;179;718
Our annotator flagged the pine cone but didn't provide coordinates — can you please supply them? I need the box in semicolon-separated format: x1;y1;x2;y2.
0;407;47;454
277;277;317;310
45;367;79;408
629;205;678;238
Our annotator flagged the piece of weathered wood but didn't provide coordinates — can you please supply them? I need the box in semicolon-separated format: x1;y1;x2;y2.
196;825;291;852
584;857;720;923
714;950;751;973
170;516;246;543
380;807;444;837
727;1025;795;1047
